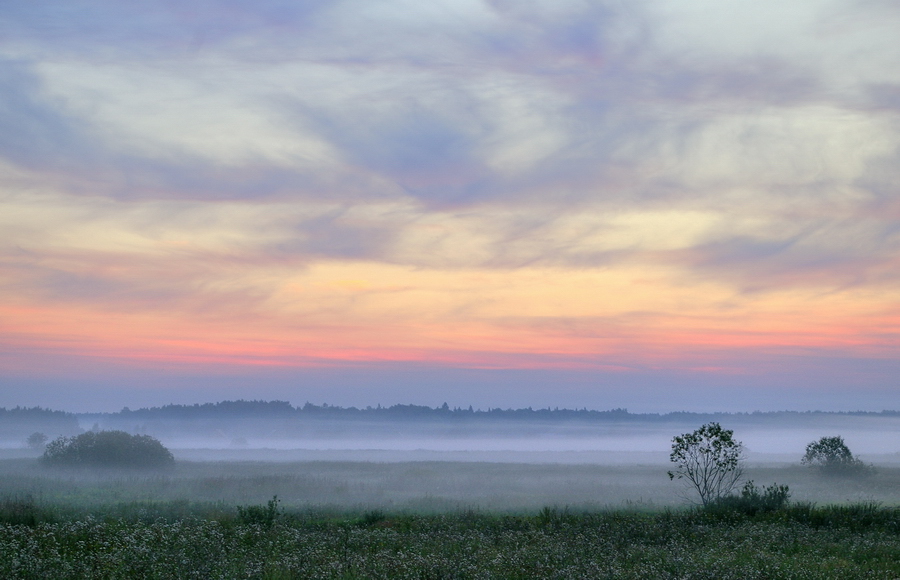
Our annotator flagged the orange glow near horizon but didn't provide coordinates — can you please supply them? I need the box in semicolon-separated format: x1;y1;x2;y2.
2;255;898;379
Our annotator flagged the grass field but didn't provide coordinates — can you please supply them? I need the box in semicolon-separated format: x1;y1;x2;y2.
1;458;899;578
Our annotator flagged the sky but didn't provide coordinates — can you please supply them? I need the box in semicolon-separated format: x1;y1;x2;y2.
1;0;899;413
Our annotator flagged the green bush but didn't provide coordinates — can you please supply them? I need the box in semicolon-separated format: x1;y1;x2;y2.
708;481;791;515
41;430;174;469
802;435;871;476
236;496;282;527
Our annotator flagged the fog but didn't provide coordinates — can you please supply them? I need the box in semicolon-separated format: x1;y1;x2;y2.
5;405;899;466
3;407;899;512
31;412;900;465
148;425;899;464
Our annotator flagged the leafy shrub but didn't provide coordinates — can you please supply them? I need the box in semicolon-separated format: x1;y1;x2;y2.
41;430;174;468
708;481;791;515
802;435;871;476
236;496;282;527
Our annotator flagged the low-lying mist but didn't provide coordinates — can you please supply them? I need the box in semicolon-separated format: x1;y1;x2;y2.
2;458;898;513
2;405;899;514
94;413;900;465
4;409;899;465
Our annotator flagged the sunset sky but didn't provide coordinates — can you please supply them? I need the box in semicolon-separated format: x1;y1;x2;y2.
1;0;899;412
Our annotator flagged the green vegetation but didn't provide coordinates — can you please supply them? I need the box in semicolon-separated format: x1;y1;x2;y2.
706;480;792;515
237;495;283;527
803;435;872;476
1;496;900;579
41;431;174;469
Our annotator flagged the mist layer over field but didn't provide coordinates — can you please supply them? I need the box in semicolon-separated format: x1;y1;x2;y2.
77;413;900;463
3;403;898;513
2;457;899;513
5;404;900;462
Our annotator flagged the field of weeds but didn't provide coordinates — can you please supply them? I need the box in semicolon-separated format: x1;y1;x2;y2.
2;499;900;579
1;459;899;578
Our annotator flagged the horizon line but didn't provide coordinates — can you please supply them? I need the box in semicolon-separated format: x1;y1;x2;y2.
6;400;899;417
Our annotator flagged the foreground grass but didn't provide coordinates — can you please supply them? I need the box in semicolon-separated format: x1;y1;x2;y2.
1;500;900;579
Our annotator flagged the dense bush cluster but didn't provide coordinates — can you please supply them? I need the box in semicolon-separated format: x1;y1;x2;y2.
802;436;871;475
707;481;791;515
41;431;174;469
236;496;282;527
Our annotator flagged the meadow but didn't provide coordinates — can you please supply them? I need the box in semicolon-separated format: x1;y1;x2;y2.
4;502;900;579
1;457;900;578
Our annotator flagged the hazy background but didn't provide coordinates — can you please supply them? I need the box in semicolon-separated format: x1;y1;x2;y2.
3;402;898;510
4;402;898;461
1;0;899;412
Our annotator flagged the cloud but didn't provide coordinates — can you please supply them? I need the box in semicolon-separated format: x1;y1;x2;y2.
1;0;899;401
3;0;895;209
0;61;102;171
0;1;333;59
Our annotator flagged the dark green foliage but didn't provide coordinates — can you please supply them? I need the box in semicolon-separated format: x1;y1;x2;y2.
236;495;282;527
668;422;744;505
707;481;791;515
537;505;568;528
41;430;174;469
0;495;42;526
802;435;871;475
358;509;387;526
3;504;900;578
782;501;900;532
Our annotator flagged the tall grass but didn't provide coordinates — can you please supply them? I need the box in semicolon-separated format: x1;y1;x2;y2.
1;501;899;579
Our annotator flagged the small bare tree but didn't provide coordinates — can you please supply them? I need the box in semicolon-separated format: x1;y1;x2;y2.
668;422;744;506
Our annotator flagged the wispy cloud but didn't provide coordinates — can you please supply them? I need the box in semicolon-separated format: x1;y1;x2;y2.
1;0;899;407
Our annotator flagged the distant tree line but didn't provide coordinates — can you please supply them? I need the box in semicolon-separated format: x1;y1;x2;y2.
0;407;81;439
6;401;899;427
5;401;900;445
94;400;635;422
89;400;900;423
7;400;900;424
